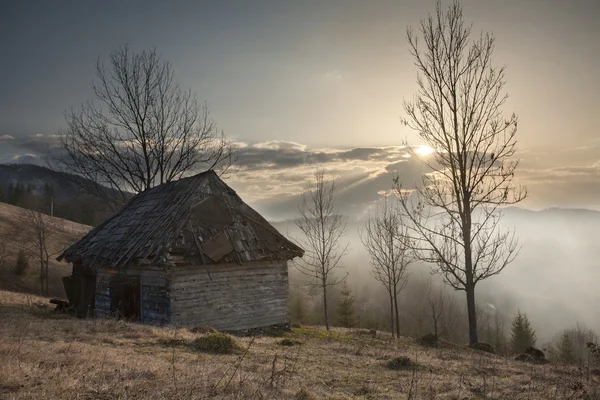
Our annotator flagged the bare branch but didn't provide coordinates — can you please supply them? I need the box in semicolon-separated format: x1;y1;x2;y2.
51;46;235;210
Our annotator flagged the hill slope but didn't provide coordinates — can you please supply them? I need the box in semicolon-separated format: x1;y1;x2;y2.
0;202;90;297
0;289;597;399
0;163;119;225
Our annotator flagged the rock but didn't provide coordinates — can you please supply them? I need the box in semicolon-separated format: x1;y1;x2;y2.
419;333;438;348
525;346;545;359
515;352;550;364
515;353;533;362
471;342;495;354
49;299;70;312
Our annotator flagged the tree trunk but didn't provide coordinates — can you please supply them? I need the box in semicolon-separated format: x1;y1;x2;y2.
393;287;400;339
466;284;478;345
388;289;395;337
39;247;44;296
323;282;330;331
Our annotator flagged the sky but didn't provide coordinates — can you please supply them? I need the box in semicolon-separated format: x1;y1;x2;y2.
1;0;599;219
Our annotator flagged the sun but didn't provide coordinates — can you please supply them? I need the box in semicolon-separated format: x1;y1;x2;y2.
415;145;435;156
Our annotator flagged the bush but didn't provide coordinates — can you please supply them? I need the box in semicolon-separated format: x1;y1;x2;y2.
14;250;29;276
386;356;415;370
189;333;241;354
279;338;302;346
471;342;495;354
157;338;187;347
294;388;316;400
189;326;217;334
419;333;438;348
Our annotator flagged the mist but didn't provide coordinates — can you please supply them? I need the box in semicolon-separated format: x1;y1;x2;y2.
273;206;600;344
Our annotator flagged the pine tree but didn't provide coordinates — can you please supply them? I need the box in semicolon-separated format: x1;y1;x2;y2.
7;183;16;204
336;280;357;328
14;250;29;276
0;186;4;202
510;311;537;354
557;331;576;364
290;289;307;325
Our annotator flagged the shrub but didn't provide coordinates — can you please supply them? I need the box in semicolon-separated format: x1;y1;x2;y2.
471;342;495;354
386;356;415;370
294;388;316;400
14;250;29;276
189;333;241;354
158;338;187;347
279;338;302;346
189;326;217;334
419;333;438;348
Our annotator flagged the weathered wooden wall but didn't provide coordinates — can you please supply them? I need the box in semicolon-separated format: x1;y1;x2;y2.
170;260;290;330
94;267;170;325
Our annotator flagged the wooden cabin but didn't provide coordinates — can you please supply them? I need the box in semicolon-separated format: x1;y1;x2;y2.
57;170;303;331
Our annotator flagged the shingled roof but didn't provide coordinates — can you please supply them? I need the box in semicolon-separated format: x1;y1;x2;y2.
58;170;303;269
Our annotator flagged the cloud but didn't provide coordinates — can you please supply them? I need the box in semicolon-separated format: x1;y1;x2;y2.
225;141;429;220
5;133;600;218
12;153;39;164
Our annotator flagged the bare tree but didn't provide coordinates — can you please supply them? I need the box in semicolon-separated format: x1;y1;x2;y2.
295;169;348;331
53;46;234;209
361;200;412;338
395;1;526;345
15;209;59;295
426;282;448;345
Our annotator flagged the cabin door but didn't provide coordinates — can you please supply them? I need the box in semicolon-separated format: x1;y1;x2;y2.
109;276;141;321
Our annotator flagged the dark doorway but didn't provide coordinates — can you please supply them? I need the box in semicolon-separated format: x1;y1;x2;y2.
64;265;97;318
109;276;141;321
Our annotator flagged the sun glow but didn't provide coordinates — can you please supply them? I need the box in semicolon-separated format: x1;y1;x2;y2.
415;145;435;156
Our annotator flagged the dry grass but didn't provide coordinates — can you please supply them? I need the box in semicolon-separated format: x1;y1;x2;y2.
0;202;90;298
1;290;599;399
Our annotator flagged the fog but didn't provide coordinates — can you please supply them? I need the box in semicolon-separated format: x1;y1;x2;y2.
273;206;600;344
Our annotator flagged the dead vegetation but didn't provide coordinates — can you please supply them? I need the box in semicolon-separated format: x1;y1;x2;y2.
1;290;599;399
0;202;90;298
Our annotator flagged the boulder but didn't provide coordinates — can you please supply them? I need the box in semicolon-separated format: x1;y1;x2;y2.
515;353;533;362
471;342;495;354
525;346;545;359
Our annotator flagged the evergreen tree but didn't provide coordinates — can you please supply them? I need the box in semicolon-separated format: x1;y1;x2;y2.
557;331;576;364
336;280;357;328
510;311;537;353
0;186;4;202
43;183;55;215
7;183;16;204
9;182;25;206
290;289;307;325
14;250;29;276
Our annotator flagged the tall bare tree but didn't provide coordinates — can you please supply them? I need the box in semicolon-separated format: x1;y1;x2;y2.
361;201;412;338
54;46;234;209
395;1;526;345
295;169;348;331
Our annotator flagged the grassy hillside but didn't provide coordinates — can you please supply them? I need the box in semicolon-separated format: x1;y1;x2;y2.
0;202;90;297
1;290;598;399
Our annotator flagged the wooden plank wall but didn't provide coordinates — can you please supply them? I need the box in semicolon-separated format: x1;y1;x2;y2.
94;271;112;318
140;270;170;325
93;267;171;325
169;260;290;331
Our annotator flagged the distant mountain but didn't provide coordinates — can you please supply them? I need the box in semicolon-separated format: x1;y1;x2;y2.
0;163;116;226
0;164;90;202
